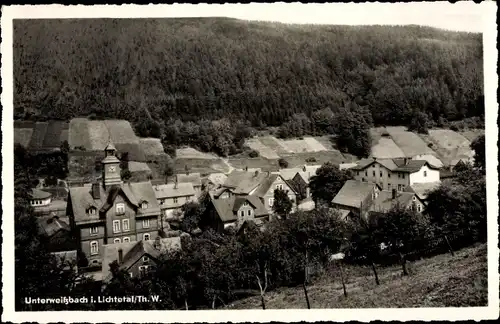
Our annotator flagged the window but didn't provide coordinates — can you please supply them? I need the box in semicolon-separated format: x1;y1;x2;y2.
113;220;121;233
240;210;245;217
243;201;248;206
129;272;133;278
388;183;391;189
88;207;96;215
160;199;165;205
379;172;383;177
402;174;405;179
276;184;284;190
247;210;252;216
113;238;121;244
388;173;391;178
123;237;130;243
143;256;149;262
417;204;422;212
365;171;367;176
116;203;125;215
372;171;375;177
423;171;427;177
90;226;99;235
412;196;416;201
142;219;150;228
398;184;402;191
141;201;148;209
122;219;130;232
361;178;365;182
269;198;274;206
90;241;98;255
173;197;178;204
143;233;150;241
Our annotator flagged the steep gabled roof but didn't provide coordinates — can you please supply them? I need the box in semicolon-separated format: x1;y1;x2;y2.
404;182;441;200
31;188;52;200
332;180;380;209
37;215;71;237
153;182;195;199
369;191;416;213
223;170;252;189
278;167;303;180
232;172;269;195
211;195;268;223
102;237;181;282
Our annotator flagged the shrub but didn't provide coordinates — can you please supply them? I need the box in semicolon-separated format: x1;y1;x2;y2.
248;150;259;158
305;157;317;163
278;158;289;168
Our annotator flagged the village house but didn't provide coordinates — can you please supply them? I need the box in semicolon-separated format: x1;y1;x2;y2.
30;188;68;217
368;189;426;216
153;181;196;229
224;170;298;214
331;180;382;220
351;157;440;191
101;236;181;283
36;215;76;252
275;164;321;201
176;172;202;197
206;194;269;232
67;143;162;268
202;172;228;192
404;182;441;204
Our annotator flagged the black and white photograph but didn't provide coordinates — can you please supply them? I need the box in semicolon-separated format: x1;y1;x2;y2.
1;2;498;322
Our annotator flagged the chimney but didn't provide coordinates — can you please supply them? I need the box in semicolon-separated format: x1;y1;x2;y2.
118;248;123;263
245;166;248;171
392;189;397;200
91;182;100;200
404;158;409;165
303;165;307;172
174;178;178;189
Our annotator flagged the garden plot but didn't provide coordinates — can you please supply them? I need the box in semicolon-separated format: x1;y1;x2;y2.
280;139;312;153
87;120;111;150
41;121;66;148
314;136;336;150
387;127;435;157
258;136;291;154
14;128;34;147
28;122;49;149
245;138;280;159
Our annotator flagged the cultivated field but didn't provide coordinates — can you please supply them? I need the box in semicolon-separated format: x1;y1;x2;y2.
228;244;487;309
14;128;34;147
104;120;140;144
458;129;485;142
140;138;166;156
87;120;111;150
372;137;406;159
176;147;219;159
419;129;475;166
386;127;435;157
258;136;291;155
245;138;281;159
68;118;91;149
228;157;280;173
175;158;231;175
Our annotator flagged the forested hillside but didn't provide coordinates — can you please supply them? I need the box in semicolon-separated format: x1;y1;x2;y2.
14;18;483;130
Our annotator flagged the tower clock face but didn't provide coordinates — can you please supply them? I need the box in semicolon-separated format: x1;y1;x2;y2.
108;166;116;172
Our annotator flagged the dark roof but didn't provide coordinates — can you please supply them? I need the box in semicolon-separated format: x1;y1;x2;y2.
223;170;254;189
206;173;228;186
352;158;439;173
211;195;268;222
332;180;380;208
69;181;161;224
37;215;71;237
369;191;417;213
31;189;52;200
102;237;181;282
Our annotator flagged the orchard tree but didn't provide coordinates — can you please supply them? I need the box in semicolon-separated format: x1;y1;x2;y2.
309;162;354;206
273;188;293;220
470;134;485;171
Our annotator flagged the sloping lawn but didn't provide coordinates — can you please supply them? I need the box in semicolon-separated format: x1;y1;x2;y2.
227;244;487;309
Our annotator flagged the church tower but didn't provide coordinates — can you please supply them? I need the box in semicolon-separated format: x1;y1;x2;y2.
102;141;122;188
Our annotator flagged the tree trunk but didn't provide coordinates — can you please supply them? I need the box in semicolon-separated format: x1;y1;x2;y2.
212;295;216;309
184;298;188;311
399;252;409;276
444;235;455;257
339;262;348;297
302;282;311;309
260;294;266;310
370;260;380;285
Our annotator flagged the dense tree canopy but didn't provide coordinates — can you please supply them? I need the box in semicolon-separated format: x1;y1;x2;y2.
15;19;483;132
309;162;354;205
